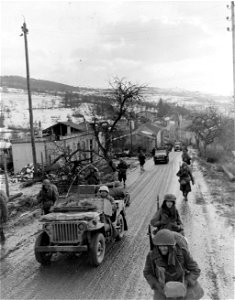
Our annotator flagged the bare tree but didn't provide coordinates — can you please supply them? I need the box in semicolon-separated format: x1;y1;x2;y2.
90;77;146;161
217;117;234;151
189;107;222;155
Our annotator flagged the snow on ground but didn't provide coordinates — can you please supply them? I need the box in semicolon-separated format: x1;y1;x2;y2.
1;91;92;132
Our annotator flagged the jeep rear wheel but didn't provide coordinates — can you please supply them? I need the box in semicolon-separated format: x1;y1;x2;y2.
89;232;106;266
34;232;52;265
116;214;125;241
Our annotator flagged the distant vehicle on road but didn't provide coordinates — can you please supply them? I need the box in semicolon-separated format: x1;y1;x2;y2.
174;141;182;152
154;148;169;164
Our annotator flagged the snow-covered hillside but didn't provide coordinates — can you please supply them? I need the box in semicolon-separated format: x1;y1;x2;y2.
1;90;93;131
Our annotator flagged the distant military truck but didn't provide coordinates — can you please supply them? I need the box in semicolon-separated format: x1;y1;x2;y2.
154;148;169;164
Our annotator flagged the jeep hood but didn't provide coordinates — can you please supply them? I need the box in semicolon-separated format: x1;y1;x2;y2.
40;211;100;222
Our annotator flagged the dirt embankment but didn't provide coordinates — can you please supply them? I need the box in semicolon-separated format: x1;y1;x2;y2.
194;153;235;227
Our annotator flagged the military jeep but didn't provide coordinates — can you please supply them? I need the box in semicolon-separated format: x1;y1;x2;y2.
34;185;128;267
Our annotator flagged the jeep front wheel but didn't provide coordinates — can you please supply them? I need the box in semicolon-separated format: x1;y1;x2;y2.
89;232;106;266
34;232;52;265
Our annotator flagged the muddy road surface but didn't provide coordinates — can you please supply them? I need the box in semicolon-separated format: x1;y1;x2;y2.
1;151;234;300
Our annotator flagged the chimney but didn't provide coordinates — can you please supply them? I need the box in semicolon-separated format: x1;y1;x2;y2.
67;115;72;135
38;121;43;138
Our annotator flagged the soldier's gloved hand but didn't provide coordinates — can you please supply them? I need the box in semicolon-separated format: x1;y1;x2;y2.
169;223;178;230
152;228;158;235
184;279;189;287
185;275;196;287
176;225;183;231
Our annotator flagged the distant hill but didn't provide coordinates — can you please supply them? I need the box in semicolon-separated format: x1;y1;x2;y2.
0;75;79;93
0;75;232;112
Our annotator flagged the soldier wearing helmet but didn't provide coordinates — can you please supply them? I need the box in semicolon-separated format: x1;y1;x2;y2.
117;159;128;188
97;185;118;237
98;185;117;213
37;179;59;214
182;149;192;165
143;229;204;300
0;190;8;244
85;165;100;185
150;194;184;234
177;163;194;200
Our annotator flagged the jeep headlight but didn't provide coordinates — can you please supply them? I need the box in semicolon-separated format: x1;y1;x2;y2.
88;216;99;228
78;223;86;231
44;223;53;235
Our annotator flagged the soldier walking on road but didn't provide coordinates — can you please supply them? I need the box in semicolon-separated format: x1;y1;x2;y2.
85;165;100;185
117;159;128;188
138;150;146;172
143;229;204;300
0;190;8;244
150;194;184;235
176;163;194;201
37;179;59;214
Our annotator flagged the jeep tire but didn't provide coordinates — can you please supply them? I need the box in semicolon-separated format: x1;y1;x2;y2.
116;214;125;241
34;232;52;265
89;232;106;266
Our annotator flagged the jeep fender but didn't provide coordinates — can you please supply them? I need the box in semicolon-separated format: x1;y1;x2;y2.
87;226;106;243
88;223;105;231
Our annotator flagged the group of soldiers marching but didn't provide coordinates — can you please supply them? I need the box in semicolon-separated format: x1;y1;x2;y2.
0;145;204;300
143;146;204;300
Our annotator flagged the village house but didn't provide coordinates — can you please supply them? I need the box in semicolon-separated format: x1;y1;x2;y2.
112;122;171;154
0;140;12;170
11;120;99;173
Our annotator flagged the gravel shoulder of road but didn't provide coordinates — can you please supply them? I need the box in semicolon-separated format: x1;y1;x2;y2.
193;152;235;228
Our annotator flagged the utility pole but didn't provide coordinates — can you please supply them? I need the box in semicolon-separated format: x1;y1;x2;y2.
21;21;38;176
3;150;9;197
129;119;133;153
232;2;235;150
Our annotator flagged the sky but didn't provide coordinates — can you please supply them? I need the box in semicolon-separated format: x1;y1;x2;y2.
1;1;234;95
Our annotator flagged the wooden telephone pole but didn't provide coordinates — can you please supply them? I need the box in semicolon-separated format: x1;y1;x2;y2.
21;21;38;176
231;2;235;150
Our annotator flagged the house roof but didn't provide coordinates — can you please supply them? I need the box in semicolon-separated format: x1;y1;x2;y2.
43;121;87;132
180;119;192;130
133;122;164;137
139;122;165;132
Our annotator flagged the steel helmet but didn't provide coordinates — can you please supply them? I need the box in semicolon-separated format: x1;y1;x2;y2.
152;229;176;246
164;194;176;203
99;185;109;193
42;179;51;186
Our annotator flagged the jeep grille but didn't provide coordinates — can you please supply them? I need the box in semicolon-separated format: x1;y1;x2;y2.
51;222;85;244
